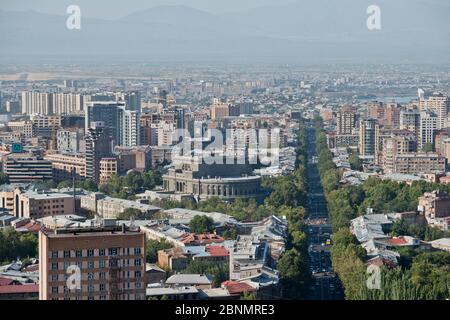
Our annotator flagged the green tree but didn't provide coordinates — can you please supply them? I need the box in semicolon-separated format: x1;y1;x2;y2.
0;172;9;185
145;239;173;264
278;248;311;299
189;215;215;233
117;208;142;220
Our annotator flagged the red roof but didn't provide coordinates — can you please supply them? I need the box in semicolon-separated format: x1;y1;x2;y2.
222;281;256;295
19;221;41;233
0;277;13;286
181;233;224;245
386;237;408;246
206;245;229;257
0;284;39;294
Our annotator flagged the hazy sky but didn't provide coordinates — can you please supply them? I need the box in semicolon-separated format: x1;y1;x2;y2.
0;0;297;18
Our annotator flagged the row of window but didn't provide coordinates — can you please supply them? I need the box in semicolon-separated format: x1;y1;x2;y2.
51;270;142;283
51;247;141;259
51;259;142;270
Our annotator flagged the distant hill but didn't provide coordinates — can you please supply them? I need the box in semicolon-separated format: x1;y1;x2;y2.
0;0;448;64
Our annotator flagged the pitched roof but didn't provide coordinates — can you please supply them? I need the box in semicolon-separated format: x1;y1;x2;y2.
222;281;256;294
206;245;229;257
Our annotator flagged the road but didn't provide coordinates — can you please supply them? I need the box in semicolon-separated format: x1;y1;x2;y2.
305;124;344;300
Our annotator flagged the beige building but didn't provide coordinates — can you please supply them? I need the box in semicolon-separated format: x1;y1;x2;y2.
14;190;75;219
389;153;445;175
99;158;118;185
419;92;450;130
336;107;356;135
44;153;86;182
6;121;34;138
39;224;146;300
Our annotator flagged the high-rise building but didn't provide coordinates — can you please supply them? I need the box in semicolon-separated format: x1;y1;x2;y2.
400;109;420;138
358;119;379;156
120;91;141;112
53;93;85;115
384;103;402;128
85;122;113;183
380;136;417;173
21;91;53;115
118;107;140;147
85;102;120;146
39;224;146;300
6;101;20;114
336;107;356;135
367;102;385;124
57;129;82;154
419;92;450;130
419;111;438;150
20;92;85;116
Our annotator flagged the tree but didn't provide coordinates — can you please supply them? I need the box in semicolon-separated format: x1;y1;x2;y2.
145;239;173;263
189;215;215;234
241;292;256;300
83;179;98;192
183;260;228;287
0;172;9;185
0;228;38;264
422;143;433;153
348;152;362;171
291;231;308;252
278;248;311;299
117;208;142;220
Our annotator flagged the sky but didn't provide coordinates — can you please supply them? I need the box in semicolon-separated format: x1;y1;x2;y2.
0;0;297;18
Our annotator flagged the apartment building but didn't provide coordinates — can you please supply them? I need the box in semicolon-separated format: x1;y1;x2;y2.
44;153;86;182
99;158;118;185
39;224;146;300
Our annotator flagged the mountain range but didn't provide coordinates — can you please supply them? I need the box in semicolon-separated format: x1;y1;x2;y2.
0;0;449;64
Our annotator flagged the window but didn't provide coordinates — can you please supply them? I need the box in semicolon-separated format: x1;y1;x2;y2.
52;287;59;294
88;261;95;269
52;263;58;270
99;249;105;256
88;284;94;292
99;260;106;268
52;274;58;282
135;282;141;289
99;272;106;280
134;259;141;266
99;283;105;291
87;249;94;257
52;251;59;259
135;271;141;279
87;272;94;281
99;295;106;300
76;250;82;258
88;296;94;301
108;248;118;256
134;248;141;255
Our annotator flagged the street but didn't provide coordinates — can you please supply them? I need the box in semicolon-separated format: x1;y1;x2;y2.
305;124;344;300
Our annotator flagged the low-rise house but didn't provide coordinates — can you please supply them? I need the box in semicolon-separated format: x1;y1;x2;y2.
146;285;199;300
145;263;166;285
165;274;213;289
429;238;450;252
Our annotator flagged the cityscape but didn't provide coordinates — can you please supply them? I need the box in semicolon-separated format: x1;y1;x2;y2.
0;0;449;305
